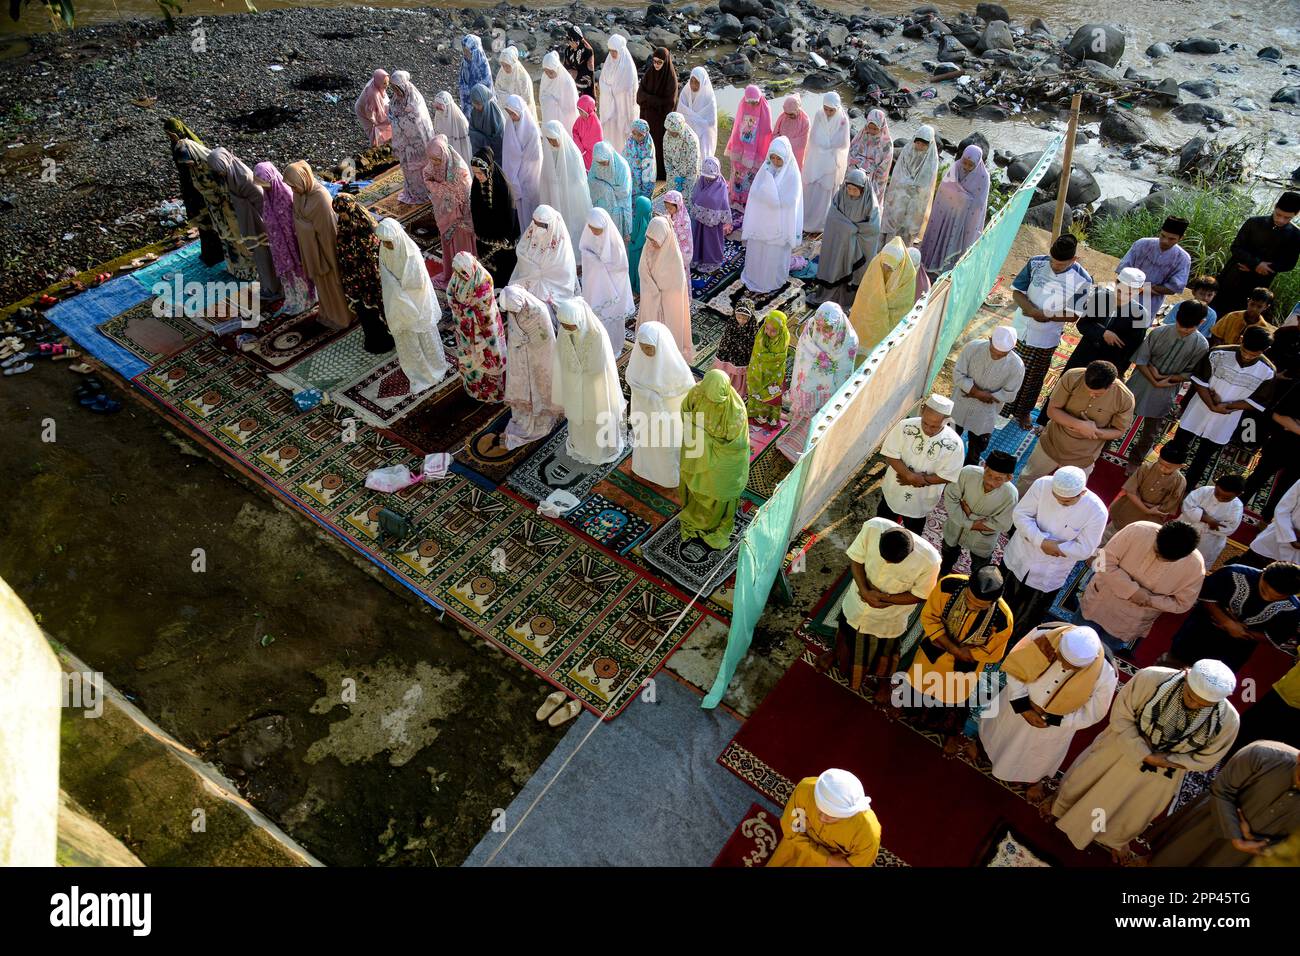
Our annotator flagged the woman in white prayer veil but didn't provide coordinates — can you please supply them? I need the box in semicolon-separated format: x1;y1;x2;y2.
431;91;474;177
495;46;536;121
539;50;579;132
502;94;543;227
374;217;450;394
626;321;697;488
880;124;940;247
498;283;562;449
579;207;635;349
509;204;579;306
676;66;717;162
801;92;850;234
538;120;593;249
599;34;640;159
741;136;803;294
638;215;694;362
552;297;627;465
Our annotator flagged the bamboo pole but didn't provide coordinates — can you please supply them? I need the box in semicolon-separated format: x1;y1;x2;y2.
1051;93;1083;239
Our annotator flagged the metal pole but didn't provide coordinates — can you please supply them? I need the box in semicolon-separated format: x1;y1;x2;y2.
1051;93;1083;240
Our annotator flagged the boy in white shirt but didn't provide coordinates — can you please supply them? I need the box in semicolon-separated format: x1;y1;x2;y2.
1179;473;1245;568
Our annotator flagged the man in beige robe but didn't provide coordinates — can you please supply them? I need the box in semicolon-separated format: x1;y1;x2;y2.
1052;660;1239;862
1078;520;1206;651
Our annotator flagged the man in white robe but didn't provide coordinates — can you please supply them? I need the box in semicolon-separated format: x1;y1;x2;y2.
740;136;803;294
877;393;965;534
1052;660;1240;861
599;35;639;157
978;624;1117;788
375;218;450;394
579;207;635;349
950;325;1025;466
552;297;626;465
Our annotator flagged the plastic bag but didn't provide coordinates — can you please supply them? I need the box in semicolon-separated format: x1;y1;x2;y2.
365;465;419;492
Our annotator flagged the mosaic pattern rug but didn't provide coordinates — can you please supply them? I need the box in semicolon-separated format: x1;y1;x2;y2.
368;189;430;225
690;240;746;301
275;325;394;393
703;275;804;319
746;442;795;500
96;300;204;363
562;493;654;555
983;828;1053;867
505;426;631;505
133;338;706;717
385;382;508;461
335;355;454;428
242;307;349;372
354;165;405;204
639;508;752;597
454;410;553;485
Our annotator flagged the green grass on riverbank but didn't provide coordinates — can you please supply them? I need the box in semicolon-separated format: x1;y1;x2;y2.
1088;186;1300;317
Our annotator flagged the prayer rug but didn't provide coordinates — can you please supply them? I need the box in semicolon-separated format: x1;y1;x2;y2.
241;306;349;372
355;165;405;205
746;442;795;500
454;410;553;485
130;240;233;293
505;426;631;505
794;569;850;652
747;416;787;460
335;355;454;428
96;300;204;364
132;339;706;718
981;827;1053;867
689;240;746;301
562;494;654;555
639;508;753;598
608;457;682;511
275;325;394;393
383;378;506;455
368;189;429;225
711;803;781;867
702;275;804;319
716;656;1109;866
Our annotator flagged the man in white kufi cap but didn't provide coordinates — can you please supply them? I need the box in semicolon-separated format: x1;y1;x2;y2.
1001;466;1107;638
877;392;965;534
950;325;1026;466
978;623;1117;789
767;768;882;867
1052;659;1240;862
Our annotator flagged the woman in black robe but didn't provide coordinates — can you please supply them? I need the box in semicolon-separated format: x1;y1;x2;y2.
332;193;395;354
561;26;596;99
635;47;679;180
469;147;520;285
162;117;224;266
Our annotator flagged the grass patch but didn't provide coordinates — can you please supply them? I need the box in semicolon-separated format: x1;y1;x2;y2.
1088;185;1299;316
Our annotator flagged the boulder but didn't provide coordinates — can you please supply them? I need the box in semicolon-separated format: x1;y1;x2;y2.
973;104;1011;121
1258;47;1282;61
645;4;672;28
1179;79;1220;99
1151;77;1182;106
853;58;900;93
1273;86;1300;106
979;20;1016;52
1064;165;1102;205
803;70;844;92
626;39;655;66
1172;102;1228;124
1064;23;1125;68
646;28;681;50
956;130;991;162
901;20;927;39
1092;196;1130;223
975;3;1010;23
1176;137;1209;175
937;35;969;62
1174;37;1223;54
719;0;764;17
1084;60;1123;82
585;31;610;60
719;52;754;79
1145;41;1173;58
869;17;899;35
1291;164;1300;184
769;16;795;37
1127;189;1172;216
710;13;744;37
1008;149;1062;186
741;16;769;39
1023;201;1071;231
949;22;983;49
913;4;941;14
823;24;849;47
1100;109;1149;144
1029;18;1053;37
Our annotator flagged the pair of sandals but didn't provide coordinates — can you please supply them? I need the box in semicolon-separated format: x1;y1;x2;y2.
76;378;122;414
535;691;583;728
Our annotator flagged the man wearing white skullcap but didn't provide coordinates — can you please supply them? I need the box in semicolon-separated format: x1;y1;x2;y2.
767;768;882;867
979;623;1117;787
1053;661;1239;861
950;327;1026;466
877;393;965;533
1001;467;1107;638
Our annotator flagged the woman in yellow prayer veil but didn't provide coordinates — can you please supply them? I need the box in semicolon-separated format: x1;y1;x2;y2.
847;236;917;358
679;369;751;549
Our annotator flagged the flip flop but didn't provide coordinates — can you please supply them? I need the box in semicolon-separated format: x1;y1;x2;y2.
535;690;566;722
68;362;94;374
546;699;583;728
52;348;82;362
88;395;122;414
1;351;33;368
3;362;33;375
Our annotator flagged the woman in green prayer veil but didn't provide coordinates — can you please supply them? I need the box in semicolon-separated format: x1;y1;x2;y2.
627;195;654;296
679;368;751;549
745;308;791;424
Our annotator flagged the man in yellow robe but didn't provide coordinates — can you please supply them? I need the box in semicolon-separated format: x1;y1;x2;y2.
767;769;882;867
900;567;1013;755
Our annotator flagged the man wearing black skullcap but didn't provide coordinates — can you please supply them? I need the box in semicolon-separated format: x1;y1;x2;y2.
900;566;1013;755
1117;215;1191;318
1214;191;1300;314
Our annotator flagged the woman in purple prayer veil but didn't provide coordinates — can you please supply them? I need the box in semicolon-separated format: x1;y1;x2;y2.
919;144;990;273
689;157;732;274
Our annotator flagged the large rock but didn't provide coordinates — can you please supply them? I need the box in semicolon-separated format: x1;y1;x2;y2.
1128;189;1172;216
976;3;1010;23
1100;109;1149;144
1174;37;1223;54
1145;41;1173;58
719;0;765;17
1152;77;1182;106
803;70;844;92
979;21;1016;52
1008;149;1062;187
1172;102;1228;124
1259;47;1282;61
1179;79;1220;99
1092;196;1131;223
853;58;900;93
1023;200;1071;231
822;24;849;47
710;14;744;38
956;131;991;163
585;31;610;60
1064;165;1102;206
937;35;969;62
1273;86;1300;106
646;28;681;50
1084;59;1123;82
1176;137;1209;175
719;51;754;79
1064;23;1125;68
949;22;983;49
626;39;655;66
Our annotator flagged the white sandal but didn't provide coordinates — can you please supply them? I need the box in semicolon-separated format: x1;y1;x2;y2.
547;699;583;728
535;690;566;722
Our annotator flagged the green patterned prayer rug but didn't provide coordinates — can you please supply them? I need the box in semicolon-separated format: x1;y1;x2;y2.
135;339;707;718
